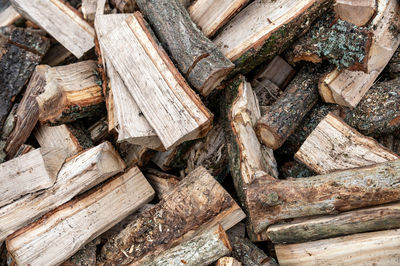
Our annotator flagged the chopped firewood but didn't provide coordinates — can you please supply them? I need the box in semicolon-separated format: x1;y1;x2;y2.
37;60;105;125
6;166;155;266
88;117;109;144
216;257;242;266
334;0;376;26
230;236;278;266
227;222;246;240
82;0;97;22
61;239;99;266
319;0;400;107
246;159;400;234
213;0;332;74
10;0;95;58
139;225;231;266
188;0;249;37
145;169;180;200
252;79;282;107
151;142;193;171
0;4;21;27
110;0;137;12
100;167;245;264
116;142;154;168
12;144;34;159
41;44;73;67
255;67;320;150
295;113;400;174
136;0;234;96
0;141;125;242
267;202;400;244
0;147;66;208
0;104;18;163
275;229;400;265
279;161;316;179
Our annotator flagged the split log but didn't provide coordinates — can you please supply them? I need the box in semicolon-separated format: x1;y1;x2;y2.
100;167;246;264
213;0;332;74
110;0;137;12
319;0;400;107
61;239;99;266
267;202;400;244
217;257;242;266
88;117;109;144
295;113;400;174
0;4;21;27
151;141;195;172
275;229;400;265
82;0;97;21
97;12;213;149
12;144;33;159
117;142;154;168
37;60;105;125
252;79;282;107
188;0;249;37
0;148;66;208
255;67;320;150
0;141;125;242
0;104;18;163
7;166;155;266
10;0;95;58
230;236;278;266
145;169;180;200
334;0;376;26
135;0;234;96
246;159;400;234
138;225;231;266
41;44;73;67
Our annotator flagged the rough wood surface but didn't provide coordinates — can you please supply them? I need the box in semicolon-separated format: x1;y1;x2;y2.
252;79;282;107
216;257;242;266
295;113;400;174
0;141;125;242
0;4;21;27
82;0;97;21
334;0;376;26
7;167;155;266
117;142;154;168
136;0;234;96
275;229;400;265
230;236;278;266
41;44;73;67
10;0;95;58
145;169;180;200
88;117;109;144
110;0;137;12
100;167;245;265
61;239;99;266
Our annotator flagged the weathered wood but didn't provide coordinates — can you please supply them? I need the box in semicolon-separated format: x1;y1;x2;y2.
10;0;95;58
110;0;137;12
117;142;154;168
82;0;97;21
0;104;18;163
253;79;282;108
12;144;33;159
213;0;332;74
319;0;400;107
267;202;400;244
145;169;180;200
136;0;234;96
138;225;231;266
100;167;245;264
385;46;400;79
41;44;73;67
334;0;376;26
7;166;155;266
61;239;99;266
246;159;400;234
378;133;400;156
0;4;21;27
230;236;278;266
188;0;248;37
88;117;109;144
0;141;125;242
279;161;315;179
295;113;400;174
275;229;400;265
0;148;66;208
216;257;242;266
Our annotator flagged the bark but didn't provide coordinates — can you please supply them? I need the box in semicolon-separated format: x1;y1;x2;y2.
116;142;155;168
279;161;316;179
230;236;278;266
61;239;99;266
252;79;282;107
88;117;110;144
110;0;137;12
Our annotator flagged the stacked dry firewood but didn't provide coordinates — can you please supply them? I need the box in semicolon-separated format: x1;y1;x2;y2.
0;0;400;265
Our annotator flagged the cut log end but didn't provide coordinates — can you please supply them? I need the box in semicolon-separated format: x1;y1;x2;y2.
256;126;280;150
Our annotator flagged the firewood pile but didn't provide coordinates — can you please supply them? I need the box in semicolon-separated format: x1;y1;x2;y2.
1;0;400;265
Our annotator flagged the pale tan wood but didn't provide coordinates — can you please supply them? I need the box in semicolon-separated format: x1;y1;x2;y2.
334;0;376;26
0;148;66;208
82;0;97;21
0;5;21;27
295;113;400;174
188;0;249;37
216;257;242;266
151;147;177;171
10;0;95;58
0;141;125;242
97;12;212;149
252;56;296;89
117;142;153;168
320;0;400;107
7;167;155;266
145;169;180;199
275;229;400;266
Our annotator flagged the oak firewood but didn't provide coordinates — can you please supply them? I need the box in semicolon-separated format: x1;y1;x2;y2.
37;60;105;125
116;142;154;168
217;257;242;266
136;0;234;96
275;229;400;265
88;117;109;144
151;141;195;172
188;0;249;37
213;0;332;75
334;0;376;26
246;159;400;234
252;79;282;107
10;0;95;58
295;113;400;174
319;0;400;107
0;4;21;27
0;141;125;242
230;236;278;266
385;46;400;79
100;167;246;264
145;169;180;200
7;167;155;266
267;202;400;244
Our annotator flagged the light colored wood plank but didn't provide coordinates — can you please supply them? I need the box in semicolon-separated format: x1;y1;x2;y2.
0;5;21;27
334;0;376;26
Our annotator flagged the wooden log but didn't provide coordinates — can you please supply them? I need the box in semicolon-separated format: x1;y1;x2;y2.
0;4;21;27
213;0;332;75
100;167;246;264
230;236;278;266
0;148;66;208
0;242;5;266
41;43;73;67
216;257;242;266
0;141;125;242
246;159;400;234
319;0;400;107
37;60;105;125
10;0;95;58
12;144;33;159
138;225;231;266
88;117;110;144
135;0;234;96
82;0;97;21
279;161;315;179
255;67;320;150
378;133;400;156
267;202;400;244
275;229;400;266
7;166;155;266
385;46;400;79
110;0;137;12
295;113;400;174
188;0;249;37
61;239;99;266
117;142;154;168
252;79;282;107
145;169;180;200
0;104;18;163
334;0;376;26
